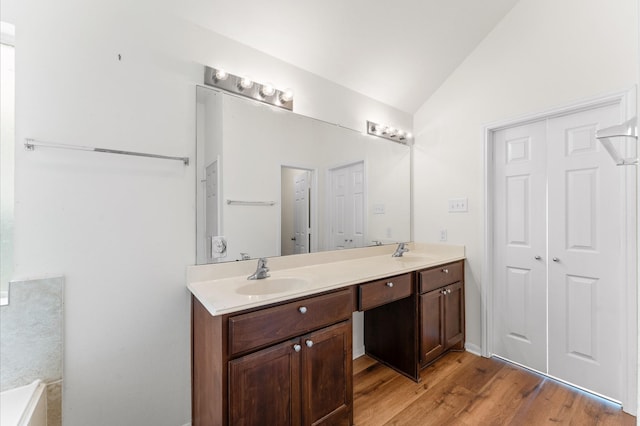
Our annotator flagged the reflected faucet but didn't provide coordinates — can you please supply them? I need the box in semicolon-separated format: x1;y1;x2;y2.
392;242;409;257
247;257;270;280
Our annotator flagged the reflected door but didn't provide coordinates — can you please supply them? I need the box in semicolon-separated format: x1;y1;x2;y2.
294;171;311;254
205;160;219;262
329;162;364;250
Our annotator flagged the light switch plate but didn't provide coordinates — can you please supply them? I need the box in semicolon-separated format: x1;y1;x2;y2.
448;198;468;213
373;204;386;214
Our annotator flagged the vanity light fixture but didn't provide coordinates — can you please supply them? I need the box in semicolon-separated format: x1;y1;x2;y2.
214;68;228;81
204;66;293;111
259;82;276;97
367;121;413;145
239;76;254;90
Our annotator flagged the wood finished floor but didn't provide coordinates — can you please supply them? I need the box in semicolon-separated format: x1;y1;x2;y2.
353;351;636;426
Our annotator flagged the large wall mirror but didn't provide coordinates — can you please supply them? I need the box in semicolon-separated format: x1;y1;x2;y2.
196;85;411;264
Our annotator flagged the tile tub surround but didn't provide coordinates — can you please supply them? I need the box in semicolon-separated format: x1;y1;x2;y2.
188;243;465;316
1;276;64;426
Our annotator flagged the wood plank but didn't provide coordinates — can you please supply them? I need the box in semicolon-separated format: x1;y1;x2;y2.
353;352;636;426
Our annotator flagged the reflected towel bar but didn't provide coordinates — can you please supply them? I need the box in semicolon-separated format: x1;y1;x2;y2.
226;200;276;206
24;138;190;165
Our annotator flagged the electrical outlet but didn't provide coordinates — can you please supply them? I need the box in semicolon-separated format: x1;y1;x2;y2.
448;198;468;213
211;236;227;259
440;229;448;242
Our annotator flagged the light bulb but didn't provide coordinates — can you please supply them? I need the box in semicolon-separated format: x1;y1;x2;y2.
388;127;397;137
214;68;228;81
239;76;253;90
406;132;413;139
260;83;275;97
397;130;406;140
280;88;294;103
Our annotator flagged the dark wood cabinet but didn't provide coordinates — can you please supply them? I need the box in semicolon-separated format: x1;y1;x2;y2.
419;261;465;368
192;288;354;426
229;338;301;425
301;321;352;426
192;258;466;425
228;320;352;426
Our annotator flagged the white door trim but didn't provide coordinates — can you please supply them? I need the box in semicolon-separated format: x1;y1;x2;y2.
482;88;637;414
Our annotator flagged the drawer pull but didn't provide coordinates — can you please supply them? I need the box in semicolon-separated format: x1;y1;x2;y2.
298;306;308;314
305;339;314;348
293;344;302;352
447;288;452;294
442;268;449;274
441;289;447;295
386;282;394;288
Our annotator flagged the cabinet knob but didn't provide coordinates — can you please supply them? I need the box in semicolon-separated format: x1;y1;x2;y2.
305;340;314;348
552;257;560;262
447;288;452;294
298;306;307;314
442;268;449;274
441;289;447;295
534;255;541;260
386;282;394;288
293;344;301;352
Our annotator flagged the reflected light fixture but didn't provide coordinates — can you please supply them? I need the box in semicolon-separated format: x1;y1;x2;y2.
204;66;293;111
239;76;253;90
367;121;413;145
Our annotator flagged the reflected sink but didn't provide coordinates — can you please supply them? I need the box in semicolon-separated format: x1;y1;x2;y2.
236;277;311;296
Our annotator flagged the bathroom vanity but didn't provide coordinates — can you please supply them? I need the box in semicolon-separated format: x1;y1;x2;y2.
188;243;465;426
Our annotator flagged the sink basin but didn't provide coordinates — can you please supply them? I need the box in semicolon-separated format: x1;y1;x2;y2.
392;255;432;264
236;277;311;296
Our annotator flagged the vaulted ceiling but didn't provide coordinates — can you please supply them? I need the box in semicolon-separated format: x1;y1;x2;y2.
184;0;520;113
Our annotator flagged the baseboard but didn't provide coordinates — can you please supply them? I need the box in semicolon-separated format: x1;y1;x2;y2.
353;344;365;359
465;342;482;356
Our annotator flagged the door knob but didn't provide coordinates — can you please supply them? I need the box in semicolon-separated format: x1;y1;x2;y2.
534;256;541;260
552;257;560;262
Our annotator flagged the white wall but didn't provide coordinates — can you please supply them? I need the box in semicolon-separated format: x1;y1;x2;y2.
11;1;411;425
413;0;638;365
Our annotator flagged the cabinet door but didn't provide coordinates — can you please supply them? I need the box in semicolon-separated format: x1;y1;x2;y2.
229;338;301;426
419;289;445;367
443;281;464;349
301;320;352;426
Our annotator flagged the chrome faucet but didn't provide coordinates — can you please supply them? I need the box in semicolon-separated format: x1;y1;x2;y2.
247;257;270;280
392;242;409;257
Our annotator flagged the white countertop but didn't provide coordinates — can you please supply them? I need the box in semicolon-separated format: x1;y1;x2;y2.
187;243;465;316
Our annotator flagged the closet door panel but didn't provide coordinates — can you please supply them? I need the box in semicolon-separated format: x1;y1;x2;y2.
546;103;625;401
492;120;548;373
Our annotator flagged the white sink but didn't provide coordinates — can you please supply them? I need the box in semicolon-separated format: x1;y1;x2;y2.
392;255;432;264
236;277;311;296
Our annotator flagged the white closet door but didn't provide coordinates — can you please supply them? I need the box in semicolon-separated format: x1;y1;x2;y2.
329;162;365;250
492;121;548;372
547;103;625;400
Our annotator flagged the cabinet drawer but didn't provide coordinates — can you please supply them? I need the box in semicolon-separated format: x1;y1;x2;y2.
359;273;412;311
229;289;353;356
419;261;463;294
